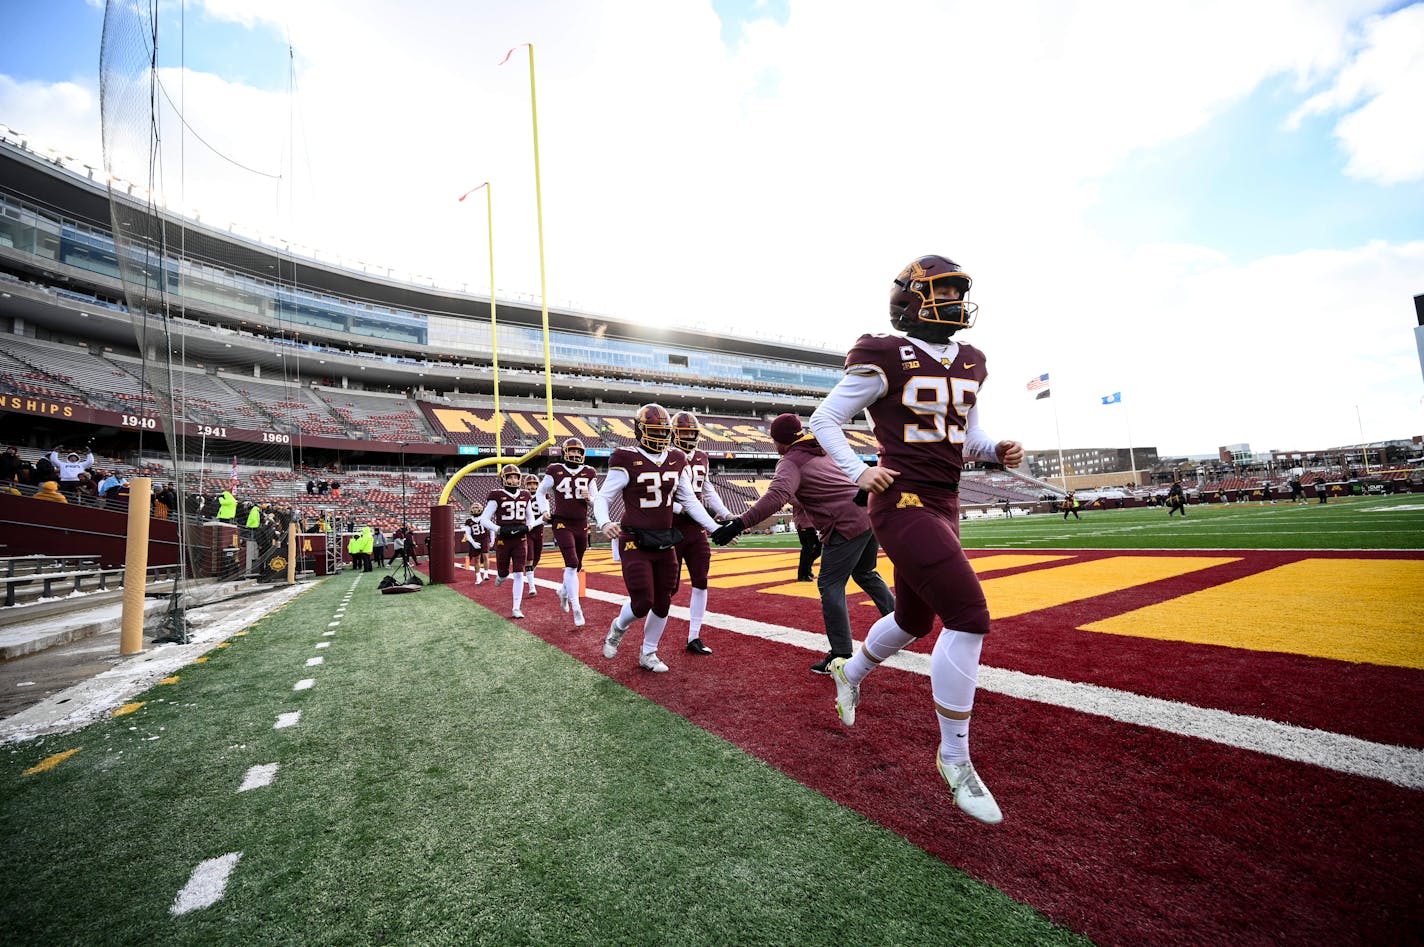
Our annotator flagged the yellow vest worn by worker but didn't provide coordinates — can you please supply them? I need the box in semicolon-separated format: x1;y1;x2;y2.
246;506;261;528
217;491;237;521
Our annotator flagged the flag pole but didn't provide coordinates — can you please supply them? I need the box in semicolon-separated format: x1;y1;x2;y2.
1125;394;1138;485
1052;395;1067;492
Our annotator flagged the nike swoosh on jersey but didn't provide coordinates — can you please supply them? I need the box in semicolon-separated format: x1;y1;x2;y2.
962;362;977;369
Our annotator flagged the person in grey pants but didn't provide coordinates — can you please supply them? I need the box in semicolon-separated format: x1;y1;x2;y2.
710;413;894;674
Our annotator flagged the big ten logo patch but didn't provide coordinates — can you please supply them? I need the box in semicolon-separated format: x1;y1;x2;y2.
899;344;920;370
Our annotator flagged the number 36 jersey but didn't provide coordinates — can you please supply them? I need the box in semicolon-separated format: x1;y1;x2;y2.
846;333;989;487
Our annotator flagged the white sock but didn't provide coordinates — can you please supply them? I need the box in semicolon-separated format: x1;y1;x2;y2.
930;629;983;712
512;573;525;610
845;613;917;684
937;713;972;766
641;611;669;654
563;567;577;600
613;601;636;632
688;587;707;641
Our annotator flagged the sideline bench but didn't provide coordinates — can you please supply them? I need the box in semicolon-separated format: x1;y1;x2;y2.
2;556;181;607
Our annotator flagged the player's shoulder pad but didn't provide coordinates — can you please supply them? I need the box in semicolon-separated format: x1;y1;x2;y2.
957;340;988;366
846;332;904;368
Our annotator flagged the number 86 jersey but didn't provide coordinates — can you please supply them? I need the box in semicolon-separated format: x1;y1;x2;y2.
846;333;989;486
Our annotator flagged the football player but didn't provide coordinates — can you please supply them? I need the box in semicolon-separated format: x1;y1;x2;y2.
808;254;1023;825
523;473;547;596
593;403;721;673
460;515;488;584
477;463;539;618
669;410;734;656
536;437;599;627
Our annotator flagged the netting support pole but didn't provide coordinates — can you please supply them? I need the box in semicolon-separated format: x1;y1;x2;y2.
120;477;152;656
287;522;297;584
429;503;455;585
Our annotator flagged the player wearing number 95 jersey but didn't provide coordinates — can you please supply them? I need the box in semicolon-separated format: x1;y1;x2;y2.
808;254;1024;826
593;403;720;674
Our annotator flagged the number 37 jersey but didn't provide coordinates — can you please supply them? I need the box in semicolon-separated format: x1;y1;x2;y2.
606;447;688;531
846;333;989;486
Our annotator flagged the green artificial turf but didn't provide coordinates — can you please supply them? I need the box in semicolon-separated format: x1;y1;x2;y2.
1;577;1086;946
732;494;1424;550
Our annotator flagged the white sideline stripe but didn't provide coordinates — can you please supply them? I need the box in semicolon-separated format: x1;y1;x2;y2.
274;711;300;729
322;630;336;637
306;656;324;667
315;642;330;649
238;763;278;792
327;621;341;627
573;584;1424;790
294;679;315;691
171;852;241;915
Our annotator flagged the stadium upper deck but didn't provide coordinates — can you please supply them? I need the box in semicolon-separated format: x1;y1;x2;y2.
0;131;843;422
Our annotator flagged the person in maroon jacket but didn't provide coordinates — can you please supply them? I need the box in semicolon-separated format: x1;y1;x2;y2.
593;403;720;674
711;413;894;674
809;254;1023;825
537;438;599;628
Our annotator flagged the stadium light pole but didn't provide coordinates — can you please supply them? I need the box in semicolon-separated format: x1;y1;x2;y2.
457;181;503;456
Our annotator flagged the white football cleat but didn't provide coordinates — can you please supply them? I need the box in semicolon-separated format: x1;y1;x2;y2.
512;608;524;620
526;578;537;596
572;608;585;628
829;657;859;727
475;572;484;585
638;651;669;673
936;756;1003;825
603;620;626;659
557;587;571;613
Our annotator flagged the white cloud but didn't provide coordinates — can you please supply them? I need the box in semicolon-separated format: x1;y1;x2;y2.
2;0;1420;455
1287;3;1424;184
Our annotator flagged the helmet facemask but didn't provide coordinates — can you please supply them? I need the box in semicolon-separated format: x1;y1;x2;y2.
671;412;700;453
889;257;978;343
634;404;673;452
562;438;586;466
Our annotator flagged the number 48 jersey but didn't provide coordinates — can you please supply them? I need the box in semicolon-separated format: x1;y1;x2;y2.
847;333;989;486
543;462;598;520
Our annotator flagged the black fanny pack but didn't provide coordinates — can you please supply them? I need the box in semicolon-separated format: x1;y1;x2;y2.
628;527;683;551
499;524;530;539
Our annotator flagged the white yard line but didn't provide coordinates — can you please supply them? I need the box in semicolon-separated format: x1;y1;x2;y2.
171;852;241;916
293;679;315;691
572;582;1424;790
305;656;324;667
274;711;300;729
237;763;278;792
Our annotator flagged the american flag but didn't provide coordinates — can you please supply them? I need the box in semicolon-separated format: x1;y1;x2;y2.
1026;373;1050;392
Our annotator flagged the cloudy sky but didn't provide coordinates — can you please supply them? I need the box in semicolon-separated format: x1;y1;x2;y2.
2;0;1422;458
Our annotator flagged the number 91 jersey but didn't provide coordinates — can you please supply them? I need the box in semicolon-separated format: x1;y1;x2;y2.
846;333;989;485
608;447;688;531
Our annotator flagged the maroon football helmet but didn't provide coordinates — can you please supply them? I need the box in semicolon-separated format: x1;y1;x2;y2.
562;437;585;466
499;463;521;489
523;474;540;492
633;403;673;452
671;411;700;453
889;255;978;341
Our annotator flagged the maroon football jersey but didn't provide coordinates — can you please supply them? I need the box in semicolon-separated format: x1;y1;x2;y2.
672;448;711;531
608;447;688;531
544;462;597;520
846;333;989;487
485;488;534;529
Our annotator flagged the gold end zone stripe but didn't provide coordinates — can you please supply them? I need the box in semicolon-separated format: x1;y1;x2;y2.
759;554;1073;600
1083;559;1424;669
982;556;1240;620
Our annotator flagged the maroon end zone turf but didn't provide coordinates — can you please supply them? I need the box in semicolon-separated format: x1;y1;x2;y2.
449;559;1424;945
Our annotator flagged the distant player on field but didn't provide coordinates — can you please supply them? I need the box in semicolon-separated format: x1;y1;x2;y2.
478;464;538;618
523;473;546;597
